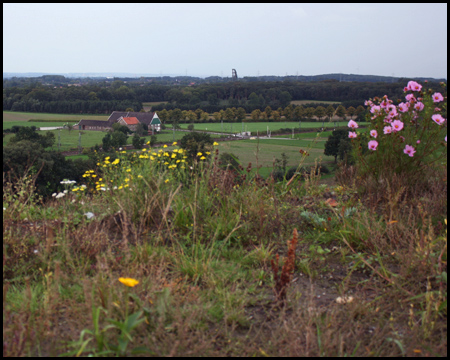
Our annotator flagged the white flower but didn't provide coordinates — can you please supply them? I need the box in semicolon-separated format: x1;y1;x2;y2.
336;296;354;304
52;193;57;197
55;192;65;199
63;190;68;194
84;212;95;219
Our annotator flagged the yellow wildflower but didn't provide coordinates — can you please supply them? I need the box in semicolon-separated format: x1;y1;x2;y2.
172;142;177;146
213;142;219;146
200;156;206;160
165;179;170;183
163;144;168;148
118;277;139;287
197;152;203;156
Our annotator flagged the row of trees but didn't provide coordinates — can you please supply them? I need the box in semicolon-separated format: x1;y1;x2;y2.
157;104;366;127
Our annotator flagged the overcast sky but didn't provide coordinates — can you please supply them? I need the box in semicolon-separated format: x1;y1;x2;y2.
3;3;448;79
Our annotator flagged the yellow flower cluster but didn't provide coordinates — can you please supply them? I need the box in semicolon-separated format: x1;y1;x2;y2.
76;143;217;194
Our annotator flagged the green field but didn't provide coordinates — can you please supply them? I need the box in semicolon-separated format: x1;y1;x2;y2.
216;136;335;175
3;111;108;122
3;111;109;130
4;114;356;167
2;129;225;152
178;121;363;133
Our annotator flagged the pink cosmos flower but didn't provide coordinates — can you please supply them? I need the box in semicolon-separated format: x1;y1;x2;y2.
383;126;392;134
348;120;358;129
383;116;393;123
368;140;378;151
432;92;444;103
370;130;378;138
387;104;397;117
416;140;421;144
406;81;422;92
445;136;447;142
405;94;416;102
403;145;416;157
391;120;404;132
414;102;424;111
431;114;446;125
348;131;357;138
380;98;392;109
370;105;381;114
398;102;409;113
364;100;373;107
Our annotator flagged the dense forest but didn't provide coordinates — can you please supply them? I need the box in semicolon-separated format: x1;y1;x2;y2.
3;75;445;114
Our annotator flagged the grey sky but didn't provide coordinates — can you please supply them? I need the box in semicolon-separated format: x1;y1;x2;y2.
3;3;448;79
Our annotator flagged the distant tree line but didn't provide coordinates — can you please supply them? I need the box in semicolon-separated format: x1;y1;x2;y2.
4;77;444;115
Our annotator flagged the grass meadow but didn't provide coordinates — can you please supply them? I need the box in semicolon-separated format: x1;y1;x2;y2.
3;138;447;356
178;121;363;134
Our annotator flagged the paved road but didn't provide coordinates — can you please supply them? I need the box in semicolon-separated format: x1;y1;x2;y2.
38;126;64;130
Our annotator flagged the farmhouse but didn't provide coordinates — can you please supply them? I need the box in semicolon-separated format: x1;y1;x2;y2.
73;111;161;132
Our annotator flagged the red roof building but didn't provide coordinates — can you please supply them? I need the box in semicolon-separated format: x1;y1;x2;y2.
118;116;140;131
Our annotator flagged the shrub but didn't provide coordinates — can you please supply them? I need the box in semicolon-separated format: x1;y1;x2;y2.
132;133;145;149
179;132;214;159
351;81;447;188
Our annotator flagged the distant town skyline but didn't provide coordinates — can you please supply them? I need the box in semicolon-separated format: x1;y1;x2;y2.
3;3;447;79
